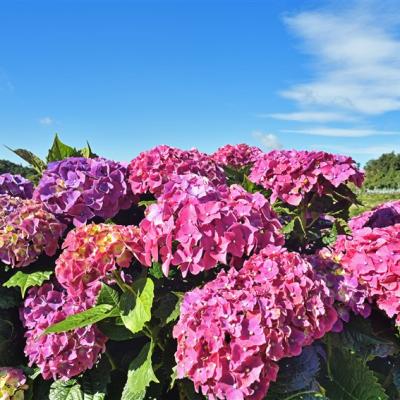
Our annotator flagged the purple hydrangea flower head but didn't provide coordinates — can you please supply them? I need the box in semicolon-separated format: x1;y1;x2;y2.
349;200;400;230
211;144;263;169
0;195;66;268
0;367;28;400
173;246;337;400
134;174;284;277
20;283;107;380
249;150;364;206
128;145;226;197
0;174;33;199
33;157;134;226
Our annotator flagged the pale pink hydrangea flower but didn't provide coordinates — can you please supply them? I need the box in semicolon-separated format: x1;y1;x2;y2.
173;246;337;400
211;144;263;169
20;283;107;380
134;174;284;277
0;368;28;400
249;150;363;206
128;145;226;197
55;223;139;297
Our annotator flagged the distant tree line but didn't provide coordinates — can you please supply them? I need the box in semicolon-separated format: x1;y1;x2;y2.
364;152;400;189
0;159;36;181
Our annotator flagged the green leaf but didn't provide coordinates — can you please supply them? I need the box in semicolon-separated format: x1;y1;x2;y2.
148;262;164;279
44;304;118;334
96;284;120;308
241;175;255;193
138;199;157;208
120;278;154;334
3;270;53;297
81;357;111;400
154;292;182;326
121;341;158;400
0;286;20;309
47;134;79;163
324;348;388;400
5;146;46;173
49;380;83;400
282;218;296;234
97;318;139;341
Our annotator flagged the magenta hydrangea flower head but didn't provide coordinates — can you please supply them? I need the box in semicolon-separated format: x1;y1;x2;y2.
333;224;400;324
128;145;226;197
0;367;28;400
33;157;134;226
211;144;263;169
135;174;284;277
0;173;34;199
249;150;364;206
55;223;139;297
0;195;66;268
173;246;337;400
349;200;400;231
20;283;107;381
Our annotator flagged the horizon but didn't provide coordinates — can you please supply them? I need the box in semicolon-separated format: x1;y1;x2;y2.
1;0;400;166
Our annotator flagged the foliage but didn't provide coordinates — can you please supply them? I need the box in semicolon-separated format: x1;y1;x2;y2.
364;151;400;189
1;140;400;399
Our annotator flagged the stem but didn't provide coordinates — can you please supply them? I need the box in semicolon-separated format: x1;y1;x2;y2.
326;334;333;379
105;351;117;371
112;270;136;295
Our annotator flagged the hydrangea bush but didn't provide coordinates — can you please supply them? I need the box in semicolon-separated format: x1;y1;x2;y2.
1;136;400;400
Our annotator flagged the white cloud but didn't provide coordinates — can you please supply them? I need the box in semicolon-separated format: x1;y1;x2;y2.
282;3;400;115
39;117;53;126
253;131;282;149
282;127;400;137
313;143;400;156
263;111;355;123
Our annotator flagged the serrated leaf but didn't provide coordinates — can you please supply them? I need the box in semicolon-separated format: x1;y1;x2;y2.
121;341;158;400
44;304;118;334
241;175;255;193
3;270;53;297
148;261;164;279
120;278;154;334
96;284;120;308
47;134;79;163
0;286;20;309
49;380;83;400
324;348;388;400
282;218;296;234
81;357;111;400
5;146;46;173
154;292;182;326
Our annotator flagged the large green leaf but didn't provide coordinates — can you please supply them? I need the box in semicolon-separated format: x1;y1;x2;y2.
121;341;159;400
81;357;111;400
47;134;80;163
324;348;388;400
44;304;118;334
154;292;182;326
120;278;154;334
96;284;120;308
3;270;53;297
5;146;46;173
49;380;83;400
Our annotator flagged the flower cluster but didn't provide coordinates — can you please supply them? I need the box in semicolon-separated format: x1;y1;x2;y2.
0;196;65;268
135;174;284;277
0;368;28;400
128;145;226;197
173;246;337;400
249;150;364;206
333;225;400;323
349;200;400;231
33;157;134;226
211;143;263;169
55;223;139;297
0;173;33;199
20;283;107;380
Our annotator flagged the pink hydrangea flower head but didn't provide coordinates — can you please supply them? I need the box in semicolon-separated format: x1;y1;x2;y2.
333;224;400;324
0;173;34;199
33;157;135;226
128;145;226;197
249;150;364;206
349;200;400;230
135;174;284;277
173;246;337;400
0;195;66;268
0;367;28;400
20;283;107;380
55;223;140;297
211;144;263;169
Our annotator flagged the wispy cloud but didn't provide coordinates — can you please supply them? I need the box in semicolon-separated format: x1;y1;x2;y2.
39;116;53;126
313;143;400;156
253;131;282;150
282;3;400;115
263;111;355;123
282;127;400;137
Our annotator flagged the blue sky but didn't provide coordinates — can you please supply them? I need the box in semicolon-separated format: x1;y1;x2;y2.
1;0;400;165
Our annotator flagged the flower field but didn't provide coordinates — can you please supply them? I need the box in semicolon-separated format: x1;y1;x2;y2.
1;137;400;399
